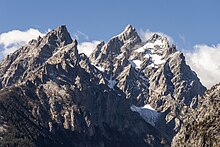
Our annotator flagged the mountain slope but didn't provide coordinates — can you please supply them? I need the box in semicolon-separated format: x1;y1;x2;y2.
0;25;169;147
0;25;207;146
172;83;220;147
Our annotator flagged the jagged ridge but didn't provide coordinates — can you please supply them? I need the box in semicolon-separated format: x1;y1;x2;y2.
0;24;208;146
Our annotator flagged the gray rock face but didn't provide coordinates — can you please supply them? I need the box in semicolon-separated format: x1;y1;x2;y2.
89;24;206;140
0;25;72;88
0;25;168;147
0;24;207;146
172;83;220;147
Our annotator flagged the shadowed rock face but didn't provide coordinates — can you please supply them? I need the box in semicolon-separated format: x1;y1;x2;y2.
172;83;220;147
0;25;207;146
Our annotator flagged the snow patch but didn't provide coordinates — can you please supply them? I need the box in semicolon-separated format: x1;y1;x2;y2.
94;65;105;72
151;54;165;64
129;61;136;68
147;63;156;68
154;39;164;46
130;104;160;126
131;59;142;69
133;41;166;69
68;62;75;68
142;104;156;111
135;43;153;53
144;53;150;59
135;40;164;53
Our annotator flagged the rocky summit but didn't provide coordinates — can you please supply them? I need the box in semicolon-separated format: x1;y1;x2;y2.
0;24;217;147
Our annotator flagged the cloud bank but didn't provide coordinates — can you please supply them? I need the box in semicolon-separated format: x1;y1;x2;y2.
185;44;220;88
0;29;45;58
77;41;101;57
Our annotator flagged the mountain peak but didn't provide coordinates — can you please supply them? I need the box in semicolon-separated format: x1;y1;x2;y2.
124;24;135;33
55;25;68;31
117;24;141;44
149;33;163;42
43;25;73;47
120;24;136;36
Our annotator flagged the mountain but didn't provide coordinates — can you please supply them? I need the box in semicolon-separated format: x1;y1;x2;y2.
172;83;220;147
0;25;207;146
89;25;206;140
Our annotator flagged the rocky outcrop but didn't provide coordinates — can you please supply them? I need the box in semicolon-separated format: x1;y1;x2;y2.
172;83;220;147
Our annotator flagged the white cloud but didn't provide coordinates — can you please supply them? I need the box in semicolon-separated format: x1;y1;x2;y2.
139;29;174;44
78;41;101;57
0;28;45;58
185;44;220;88
74;31;89;41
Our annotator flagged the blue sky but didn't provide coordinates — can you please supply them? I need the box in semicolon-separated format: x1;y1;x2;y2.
1;0;220;47
1;0;220;87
